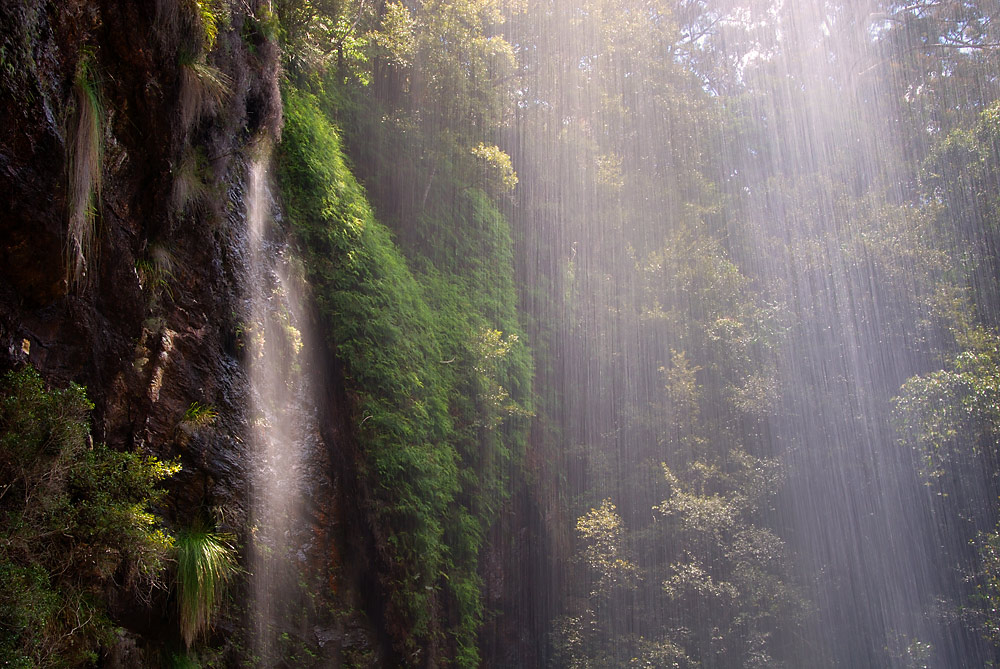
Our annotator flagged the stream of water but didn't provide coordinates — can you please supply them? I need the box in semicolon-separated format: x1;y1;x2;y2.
246;152;316;664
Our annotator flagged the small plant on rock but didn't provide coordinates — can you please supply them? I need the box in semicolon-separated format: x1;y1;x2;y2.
182;401;218;427
175;519;239;648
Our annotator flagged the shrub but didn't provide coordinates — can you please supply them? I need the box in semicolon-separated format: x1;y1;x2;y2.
0;367;178;666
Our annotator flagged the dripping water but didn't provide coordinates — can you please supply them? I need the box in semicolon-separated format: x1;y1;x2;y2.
245;150;318;664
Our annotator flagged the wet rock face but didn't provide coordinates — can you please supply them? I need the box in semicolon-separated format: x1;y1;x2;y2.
1;2;142;414
0;2;387;664
0;1;285;489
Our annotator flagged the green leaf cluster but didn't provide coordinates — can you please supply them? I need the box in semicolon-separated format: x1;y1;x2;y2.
0;367;177;667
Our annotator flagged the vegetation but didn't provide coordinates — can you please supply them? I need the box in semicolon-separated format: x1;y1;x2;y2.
175;521;238;648
137;243;177;301
178;53;232;134
11;0;1000;665
182;401;219;427
192;0;222;51
0;367;177;666
260;0;1000;663
278;83;531;664
65;50;103;286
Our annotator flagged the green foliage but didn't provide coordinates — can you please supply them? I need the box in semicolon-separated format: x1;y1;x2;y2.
272;0;343;68
278;84;458;655
893;331;1000;479
277;2;530;663
405;146;533;665
168;651;203;669
272;0;412;80
661;453;791;662
554;214;801;664
167;641;225;668
470;142;518;194
575;500;639;595
0;367;178;666
175;521;238;648
557;452;797;667
411;0;514;136
278;80;532;665
187;0;228;52
973;526;1000;645
408;188;532;662
372;2;414;67
182;401;219;427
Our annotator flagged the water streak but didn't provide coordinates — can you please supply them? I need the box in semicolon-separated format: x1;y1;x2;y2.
246;152;316;664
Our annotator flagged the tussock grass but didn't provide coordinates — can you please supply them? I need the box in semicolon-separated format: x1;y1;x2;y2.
179;56;232;132
136;242;176;299
175;521;237;648
182;401;217;426
155;0;181;46
66;52;103;286
171;147;212;211
156;0;224;53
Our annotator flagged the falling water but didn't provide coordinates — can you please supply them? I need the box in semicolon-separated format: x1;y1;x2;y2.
210;2;1000;664
245;150;318;664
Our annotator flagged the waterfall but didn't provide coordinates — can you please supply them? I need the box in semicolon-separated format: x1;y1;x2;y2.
245;150;318;664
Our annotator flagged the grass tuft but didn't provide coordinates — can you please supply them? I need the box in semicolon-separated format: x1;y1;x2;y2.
66;51;103;286
172;147;213;212
175;520;237;648
179;55;232;133
137;243;176;300
182;401;218;427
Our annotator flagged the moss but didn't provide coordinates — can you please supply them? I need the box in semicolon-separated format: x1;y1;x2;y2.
278;80;534;665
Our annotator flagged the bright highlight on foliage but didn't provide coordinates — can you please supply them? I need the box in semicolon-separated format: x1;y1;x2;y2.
0;368;177;665
176;521;238;649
